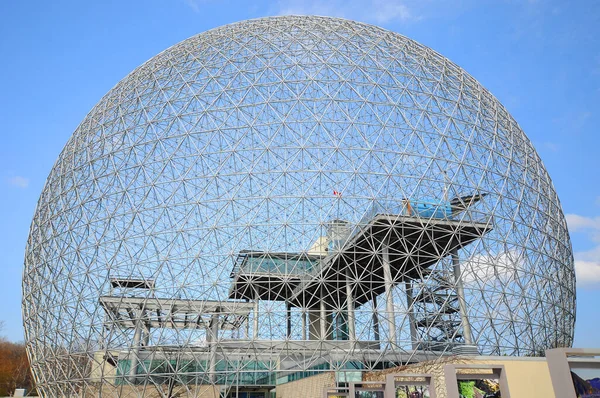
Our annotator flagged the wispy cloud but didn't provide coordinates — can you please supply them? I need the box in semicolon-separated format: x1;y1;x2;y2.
273;0;419;25
462;251;521;285
552;110;591;135
7;176;29;189
567;214;600;234
566;213;600;288
184;0;211;13
574;259;600;285
543;141;560;152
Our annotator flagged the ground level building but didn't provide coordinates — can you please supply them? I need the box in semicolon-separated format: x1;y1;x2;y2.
87;348;600;397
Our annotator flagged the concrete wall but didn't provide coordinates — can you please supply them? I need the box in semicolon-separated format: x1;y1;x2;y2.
89;351;119;382
479;358;554;398
363;355;554;398
364;356;465;398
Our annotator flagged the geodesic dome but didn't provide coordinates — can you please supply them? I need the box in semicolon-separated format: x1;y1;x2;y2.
23;15;575;397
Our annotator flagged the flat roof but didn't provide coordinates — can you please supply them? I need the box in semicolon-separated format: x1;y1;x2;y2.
110;278;155;289
229;213;492;308
99;296;254;330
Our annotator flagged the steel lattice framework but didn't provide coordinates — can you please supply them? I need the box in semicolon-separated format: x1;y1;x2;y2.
23;15;575;398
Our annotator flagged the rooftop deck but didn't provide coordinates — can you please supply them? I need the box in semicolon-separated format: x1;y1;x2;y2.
229;212;492;309
99;296;254;330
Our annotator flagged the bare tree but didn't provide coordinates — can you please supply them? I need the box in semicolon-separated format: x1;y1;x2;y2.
0;340;34;396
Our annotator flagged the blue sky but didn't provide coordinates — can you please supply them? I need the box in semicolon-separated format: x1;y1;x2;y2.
0;0;599;346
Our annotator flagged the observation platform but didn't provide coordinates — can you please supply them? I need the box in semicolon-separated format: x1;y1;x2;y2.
99;296;254;330
228;212;492;309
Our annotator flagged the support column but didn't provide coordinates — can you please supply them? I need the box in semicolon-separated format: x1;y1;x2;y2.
320;292;327;340
309;309;320;340
302;309;307;340
405;281;418;350
372;295;380;346
208;313;219;383
128;317;143;382
345;269;356;342
452;249;473;345
286;302;292;339
142;324;150;347
253;295;259;340
245;314;250;339
245;299;250;339
100;324;108;351
382;242;396;346
349;383;356;398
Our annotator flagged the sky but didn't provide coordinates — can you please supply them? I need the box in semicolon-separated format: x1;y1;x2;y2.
0;0;599;347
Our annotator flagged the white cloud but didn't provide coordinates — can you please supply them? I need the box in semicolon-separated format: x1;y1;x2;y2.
8;176;29;189
183;0;211;13
273;0;419;25
566;213;600;232
566;213;600;288
574;260;600;285
462;251;521;285
543;141;559;152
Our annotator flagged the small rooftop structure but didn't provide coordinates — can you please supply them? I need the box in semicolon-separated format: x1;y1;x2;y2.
229;251;323;301
109;278;155;290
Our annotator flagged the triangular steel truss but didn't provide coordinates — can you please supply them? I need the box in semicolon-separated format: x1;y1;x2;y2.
22;15;575;398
